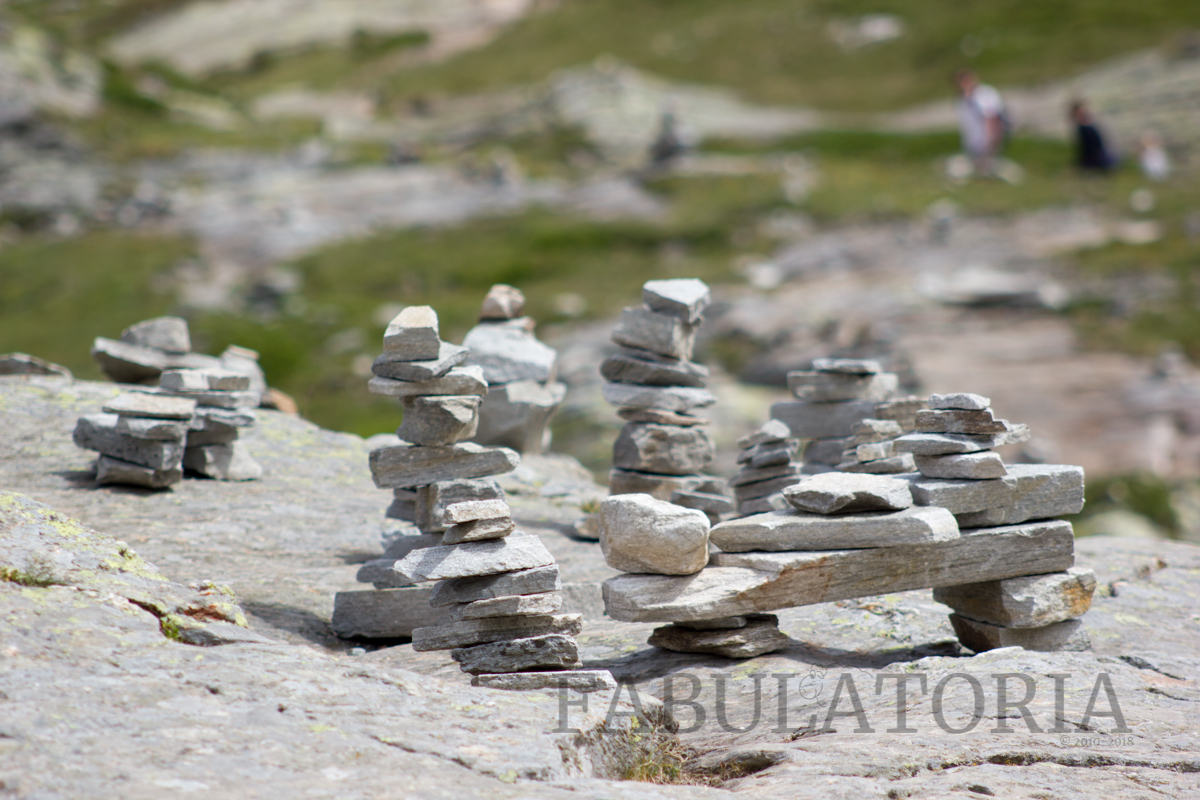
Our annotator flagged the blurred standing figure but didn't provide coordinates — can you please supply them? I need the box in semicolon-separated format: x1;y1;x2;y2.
1069;101;1115;172
1137;131;1171;181
955;69;1006;175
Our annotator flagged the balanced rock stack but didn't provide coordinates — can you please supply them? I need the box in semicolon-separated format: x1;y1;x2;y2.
463;285;567;454
393;496;615;692
73;392;197;489
155;369;263;481
603;279;730;518
729;419;801;516
893;392;1094;652
774;358;899;475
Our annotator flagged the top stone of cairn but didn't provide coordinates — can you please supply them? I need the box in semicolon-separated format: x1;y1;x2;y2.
812;358;881;375
383;306;442;360
929;392;992;411
120;317;191;354
479;285;526;321
642;279;711;324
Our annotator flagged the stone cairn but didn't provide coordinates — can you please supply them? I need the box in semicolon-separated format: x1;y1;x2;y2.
601;278;733;521
160;368;262;481
462;284;566;454
344;305;613;691
729;419;801;517
893;392;1095;652
602;392;1093;657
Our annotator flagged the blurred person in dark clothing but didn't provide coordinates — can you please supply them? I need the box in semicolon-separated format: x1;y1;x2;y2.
1070;101;1115;172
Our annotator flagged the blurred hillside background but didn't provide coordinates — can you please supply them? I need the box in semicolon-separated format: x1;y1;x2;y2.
2;0;1199;540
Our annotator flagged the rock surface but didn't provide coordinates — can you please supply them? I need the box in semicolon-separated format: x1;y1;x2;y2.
783;473;914;514
710;506;958;552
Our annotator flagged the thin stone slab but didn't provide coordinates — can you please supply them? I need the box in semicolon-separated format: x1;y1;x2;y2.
391;534;555;583
648;614;789;658
839;455;915;474
613;423;714;476
120;316;191;353
850;418;904;444
429;565;561;607
915;409;1015;435
479;284;525;320
415;479;504;533
729;462;800;488
733;475;804;502
812;358;880;374
115;415;189;440
675;617;747;630
600;352;707;388
929;392;991;411
0;352;71;378
191;407;256;428
186;423;239;447
893;427;1031;455
736;419;791;449
800;436;852;465
103;393;196;420
452;634;580;675
618;408;707;426
949;614;1091;653
151;388;260;409
159;369;250;391
91;337;221;383
473;380;565;453
609;470;721;502
441;517;516;545
611;307;697;360
367;366;487;398
412;613;582;651
369;442;519;489
602;382;716;413
783;473;913;514
445;499;511;524
642;278;710;323
772;400;879;439
952;464;1087;527
397;395;481;446
471;670;616;693
712;505;956;552
787;371;897;402
934;567;1097;628
449;591;564;621
915;452;1008;480
462;323;557;384
73;414;186;470
382;306;442;360
182;441;263;481
372;342;469;381
907;475;1014;515
604;519;1076;622
873;396;928;428
599;493;710;575
331;587;451;638
94;455;182;489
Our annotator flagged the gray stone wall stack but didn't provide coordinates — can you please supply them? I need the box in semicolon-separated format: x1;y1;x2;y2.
158;369;263;481
729;418;801;516
73;392;196;489
602;279;731;518
463;285;567;454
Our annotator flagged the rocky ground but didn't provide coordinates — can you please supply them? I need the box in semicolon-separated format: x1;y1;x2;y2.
3;373;1199;797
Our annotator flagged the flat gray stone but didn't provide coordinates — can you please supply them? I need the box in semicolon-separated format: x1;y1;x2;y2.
471;670;616;693
800;436;852;465
452;634;580;674
73;414;186;470
382;305;442;360
608;469;721;502
616;407;707;426
442;517;515;545
839;454;916;474
369;443;519;489
601;382;716;412
729;462;801;488
94;455;182;489
642;278;710;323
120;316;191;354
850;418;905;443
397;395;482;446
103;392;197;420
738;439;798;466
952;464;1087;527
114;415;189;441
159;369;250;391
738;493;790;516
915;408;1014;435
604;519;1075;622
445;499;511;524
907;475;1014;514
733;475;804;502
873;396;928;427
182;441;263;481
712;505;957;552
392;533;555;583
449;591;564;621
191;407;256;428
372;342;469;381
186;423;239;446
674;617;747;630
600;351;707;388
929;392;992;410
152;387;260;409
367;366;488;398
949;614;1091;653
330;586;451;638
428;565;561;607
599;493;710;575
915;451;1008;479
414;479;505;533
612;423;714;476
462;324;557;384
412;613;582;651
610;307;697;360
648;614;789;658
0;352;71;378
812;358;881;374
91;337;220;384
772;400;879;439
473;380;565;454
478;284;525;320
934;568;1097;628
783;473;914;514
735;419;791;449
893;427;1031;455
787;371;897;402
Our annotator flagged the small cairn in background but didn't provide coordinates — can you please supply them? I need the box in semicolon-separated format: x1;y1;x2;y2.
728;419;801;516
158;369;262;481
74;392;196;489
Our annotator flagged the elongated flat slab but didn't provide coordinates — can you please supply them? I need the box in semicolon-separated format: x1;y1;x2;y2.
611;307;697;360
934;567;1096;628
95;455;181;489
949;615;1091;653
392;534;555;583
104;393;196;419
471;670;616;693
330;587;452;638
448;591;563;621
115;415;189;440
603;519;1075;622
429;565;561;607
915;452;1008;480
787;371;897;402
602;382;716;412
711;506;957;552
369;442;518;489
952;464;1086;527
372;342;468;381
367;366;488;398
452;634;580;675
601;350;707;388
894;428;1030;455
412;613;582;651
73;414;186;470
